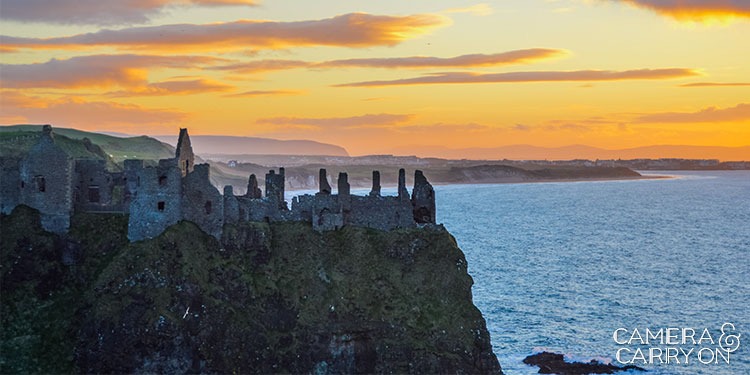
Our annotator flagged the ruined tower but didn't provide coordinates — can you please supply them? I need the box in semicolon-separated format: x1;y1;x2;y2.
370;170;381;196
398;168;409;200
175;128;195;177
18;125;74;233
245;174;262;199
411;170;436;224
265;168;285;208
319;168;332;194
4;126;441;240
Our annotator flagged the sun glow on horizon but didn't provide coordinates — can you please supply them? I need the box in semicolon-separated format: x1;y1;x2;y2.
1;0;749;158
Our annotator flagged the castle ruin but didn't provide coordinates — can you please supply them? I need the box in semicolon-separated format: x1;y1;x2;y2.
0;126;436;241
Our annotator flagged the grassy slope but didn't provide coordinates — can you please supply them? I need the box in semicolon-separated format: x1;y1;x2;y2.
0;125;174;162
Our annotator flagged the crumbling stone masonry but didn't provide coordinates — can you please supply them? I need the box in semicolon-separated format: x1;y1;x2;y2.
17;125;74;233
1;126;437;240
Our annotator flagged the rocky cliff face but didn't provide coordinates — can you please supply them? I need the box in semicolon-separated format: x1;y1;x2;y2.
1;206;501;374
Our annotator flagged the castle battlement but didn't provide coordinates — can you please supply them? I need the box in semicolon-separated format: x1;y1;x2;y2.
0;126;436;241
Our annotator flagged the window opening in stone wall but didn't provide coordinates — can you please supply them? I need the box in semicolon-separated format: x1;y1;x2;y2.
34;176;45;192
88;186;100;203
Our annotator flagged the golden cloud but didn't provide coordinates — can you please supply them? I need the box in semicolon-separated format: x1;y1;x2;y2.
257;113;416;130
680;82;750;87
635;103;750;123
210;49;566;74
316;49;567;69
0;54;226;89
0;0;259;25
335;68;700;87
1;13;450;52
609;0;750;20
0;92;187;128
224;90;305;98
105;79;235;97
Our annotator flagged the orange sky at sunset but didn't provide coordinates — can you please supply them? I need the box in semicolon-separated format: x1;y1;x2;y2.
1;0;749;158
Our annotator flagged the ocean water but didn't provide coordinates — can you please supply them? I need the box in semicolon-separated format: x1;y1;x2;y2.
435;171;750;374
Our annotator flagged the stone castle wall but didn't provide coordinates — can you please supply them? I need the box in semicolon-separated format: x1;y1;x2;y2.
17;125;74;233
2;126;437;241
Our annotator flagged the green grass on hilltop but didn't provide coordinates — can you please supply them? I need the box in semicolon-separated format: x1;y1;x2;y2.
0;125;174;162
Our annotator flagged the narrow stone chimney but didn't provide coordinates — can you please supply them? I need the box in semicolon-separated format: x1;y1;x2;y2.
246;174;262;198
398;168;409;200
319;168;332;195
370;170;381;196
338;172;350;198
411;170;436;224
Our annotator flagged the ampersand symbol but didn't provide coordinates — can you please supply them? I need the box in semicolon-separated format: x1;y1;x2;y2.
719;323;741;353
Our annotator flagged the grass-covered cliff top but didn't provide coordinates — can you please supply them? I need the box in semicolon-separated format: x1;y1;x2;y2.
0;125;174;163
0;206;501;374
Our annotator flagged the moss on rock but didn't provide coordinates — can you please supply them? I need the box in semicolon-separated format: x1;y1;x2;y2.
1;207;501;374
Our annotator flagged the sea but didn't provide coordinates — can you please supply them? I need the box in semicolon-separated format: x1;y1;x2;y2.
291;171;749;374
435;171;750;375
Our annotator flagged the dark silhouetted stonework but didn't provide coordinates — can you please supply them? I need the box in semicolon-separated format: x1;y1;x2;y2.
175;128;195;177
411;170;436;224
370;170;381;196
2;126;439;240
265;168;285;209
224;185;239;225
319;168;332;194
398;168;409;200
181;164;224;238
245;174;262;199
0;157;20;215
127;160;183;241
18;125;74;233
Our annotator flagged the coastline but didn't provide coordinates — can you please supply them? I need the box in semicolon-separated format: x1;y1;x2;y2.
284;174;674;193
430;174;673;186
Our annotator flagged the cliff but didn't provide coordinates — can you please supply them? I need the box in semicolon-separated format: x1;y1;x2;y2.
0;206;501;374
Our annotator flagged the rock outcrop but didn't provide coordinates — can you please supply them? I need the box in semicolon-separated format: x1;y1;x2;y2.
523;352;645;375
1;206;502;374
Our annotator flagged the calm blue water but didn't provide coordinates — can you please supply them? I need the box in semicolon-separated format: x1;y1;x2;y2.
435;171;750;374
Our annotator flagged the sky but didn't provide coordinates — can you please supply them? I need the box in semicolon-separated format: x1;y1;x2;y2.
1;0;749;157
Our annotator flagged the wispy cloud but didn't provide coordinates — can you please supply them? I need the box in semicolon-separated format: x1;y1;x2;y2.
224;90;304;98
316;49;567;69
335;68;699;87
635;103;750;123
679;82;750;87
606;0;750;20
443;4;494;16
210;59;312;74
393;122;490;133
1;13;450;52
361;97;394;102
0;92;187;128
257;113;415;130
105;79;234;96
0;0;260;26
0;54;225;88
210;48;567;74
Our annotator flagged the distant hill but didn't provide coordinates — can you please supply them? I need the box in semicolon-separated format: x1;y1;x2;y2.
388;144;750;161
153;135;349;157
0;125;175;162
